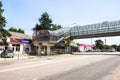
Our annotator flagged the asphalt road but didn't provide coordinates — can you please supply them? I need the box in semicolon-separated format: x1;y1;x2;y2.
42;55;120;80
0;53;120;80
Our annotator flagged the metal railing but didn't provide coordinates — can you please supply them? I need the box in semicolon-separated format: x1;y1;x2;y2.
33;20;120;44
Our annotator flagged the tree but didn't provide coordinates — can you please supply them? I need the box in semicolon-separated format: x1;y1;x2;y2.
117;44;120;51
111;44;117;50
95;39;104;49
17;28;24;34
0;1;6;29
103;45;112;49
0;1;11;44
0;1;11;37
8;27;25;34
33;24;42;31
8;27;17;32
33;12;52;31
50;24;62;31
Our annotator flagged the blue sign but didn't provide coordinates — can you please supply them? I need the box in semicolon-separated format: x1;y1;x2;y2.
20;39;30;43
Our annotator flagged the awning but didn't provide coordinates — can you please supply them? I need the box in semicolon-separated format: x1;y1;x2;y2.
70;41;77;47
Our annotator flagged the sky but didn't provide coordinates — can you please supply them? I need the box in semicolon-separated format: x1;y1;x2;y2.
1;0;120;45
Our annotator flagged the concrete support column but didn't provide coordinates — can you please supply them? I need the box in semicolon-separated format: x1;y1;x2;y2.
38;44;42;56
47;45;51;55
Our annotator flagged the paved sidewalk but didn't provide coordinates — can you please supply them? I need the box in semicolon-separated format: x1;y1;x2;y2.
0;54;29;61
1;52;120;61
0;54;71;61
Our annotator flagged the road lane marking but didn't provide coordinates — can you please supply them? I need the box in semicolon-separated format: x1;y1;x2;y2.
63;67;72;72
0;62;54;73
0;58;78;73
33;78;37;80
25;59;52;65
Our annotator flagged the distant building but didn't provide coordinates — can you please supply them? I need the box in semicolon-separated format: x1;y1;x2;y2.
77;43;94;52
6;32;32;54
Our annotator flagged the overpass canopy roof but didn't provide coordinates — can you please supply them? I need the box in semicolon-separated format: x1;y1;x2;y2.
33;20;120;43
48;27;71;36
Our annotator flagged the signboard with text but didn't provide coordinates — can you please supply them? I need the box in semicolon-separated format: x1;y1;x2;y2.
10;38;19;43
20;39;31;44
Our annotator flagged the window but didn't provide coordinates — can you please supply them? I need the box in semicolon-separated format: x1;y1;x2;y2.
12;44;20;51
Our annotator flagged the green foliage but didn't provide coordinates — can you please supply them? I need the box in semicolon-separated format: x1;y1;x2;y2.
33;24;42;31
8;27;17;32
0;1;11;39
33;12;63;31
17;28;25;34
103;45;112;49
50;24;62;31
111;44;117;50
0;1;6;29
116;44;120;51
33;12;52;31
95;39;104;49
8;27;25;34
0;28;12;41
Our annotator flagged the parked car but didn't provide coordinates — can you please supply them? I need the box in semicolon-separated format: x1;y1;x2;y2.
1;50;14;58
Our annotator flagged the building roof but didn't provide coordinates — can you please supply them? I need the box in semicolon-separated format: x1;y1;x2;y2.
9;32;32;39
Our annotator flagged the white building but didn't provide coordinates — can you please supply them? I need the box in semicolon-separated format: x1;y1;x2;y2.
6;32;32;54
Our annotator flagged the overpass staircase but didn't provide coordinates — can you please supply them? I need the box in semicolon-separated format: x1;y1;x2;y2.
32;27;71;46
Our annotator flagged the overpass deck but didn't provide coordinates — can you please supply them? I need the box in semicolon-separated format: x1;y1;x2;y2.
33;20;120;43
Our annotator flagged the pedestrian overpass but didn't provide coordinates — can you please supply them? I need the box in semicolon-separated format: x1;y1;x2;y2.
70;20;120;39
33;20;120;54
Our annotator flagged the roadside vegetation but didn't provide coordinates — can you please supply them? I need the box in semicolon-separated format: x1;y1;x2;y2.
0;1;12;45
0;2;11;37
94;39;120;52
8;27;25;34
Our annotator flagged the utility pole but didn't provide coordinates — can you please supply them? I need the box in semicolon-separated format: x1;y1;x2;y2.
91;38;92;45
104;38;106;45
